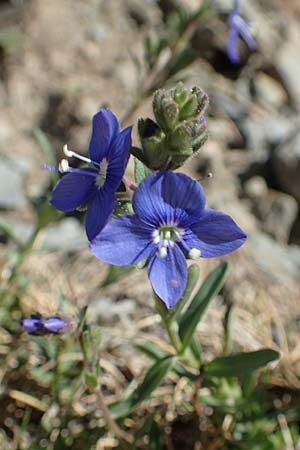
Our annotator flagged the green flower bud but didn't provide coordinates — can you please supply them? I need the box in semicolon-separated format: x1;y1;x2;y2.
167;122;194;152
153;90;179;132
192;86;209;116
178;94;199;120
138;83;210;171
173;81;190;106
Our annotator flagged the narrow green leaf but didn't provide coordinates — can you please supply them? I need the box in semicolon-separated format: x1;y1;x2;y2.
135;340;168;361
132;356;174;404
149;419;163;450
134;157;153;185
110;356;174;419
179;262;229;352
101;264;134;287
204;349;280;378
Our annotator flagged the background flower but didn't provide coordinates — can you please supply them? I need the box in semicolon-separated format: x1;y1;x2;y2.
49;110;132;240
227;0;256;64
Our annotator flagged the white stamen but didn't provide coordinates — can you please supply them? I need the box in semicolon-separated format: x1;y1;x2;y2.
63;144;92;164
59;159;69;173
163;239;169;247
189;248;201;259
153;235;160;244
157;247;167;258
63;144;73;157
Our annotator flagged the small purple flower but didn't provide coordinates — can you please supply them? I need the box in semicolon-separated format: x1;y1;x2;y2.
20;317;43;334
43;317;69;333
44;109;132;241
21;315;71;335
90;171;246;309
227;0;256;65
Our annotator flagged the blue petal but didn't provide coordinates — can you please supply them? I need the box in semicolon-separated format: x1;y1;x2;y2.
148;245;187;309
105;126;132;191
90;215;155;265
236;17;256;50
89;109;120;163
227;27;240;64
187;209;247;258
85;188;116;241
43;317;68;333
21;318;42;334
50;171;97;212
133;171;206;227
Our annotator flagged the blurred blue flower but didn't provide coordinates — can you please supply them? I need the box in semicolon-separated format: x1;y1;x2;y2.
44;109;132;241
227;0;256;64
21;316;70;335
90;171;246;309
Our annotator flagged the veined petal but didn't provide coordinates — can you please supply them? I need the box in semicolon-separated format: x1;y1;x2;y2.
50;171;97;212
90;215;155;265
89;109;120;163
148;245;187;309
85;188;115;241
188;209;247;258
133;171;206;226
106;126;132;191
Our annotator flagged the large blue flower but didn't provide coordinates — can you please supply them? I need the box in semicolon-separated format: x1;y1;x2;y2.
90;171;247;309
46;109;132;241
227;0;256;65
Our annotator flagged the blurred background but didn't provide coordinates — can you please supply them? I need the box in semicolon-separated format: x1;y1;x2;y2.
0;0;300;449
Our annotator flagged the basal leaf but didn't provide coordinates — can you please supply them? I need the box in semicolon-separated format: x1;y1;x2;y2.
179;262;228;352
204;349;280;378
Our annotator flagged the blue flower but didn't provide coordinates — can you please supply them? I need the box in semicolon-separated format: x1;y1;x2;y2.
44;109;132;241
227;0;256;65
90;171;247;309
20;315;70;335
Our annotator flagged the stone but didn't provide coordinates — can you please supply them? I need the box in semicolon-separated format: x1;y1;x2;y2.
0;159;28;210
272;130;300;203
39;218;86;252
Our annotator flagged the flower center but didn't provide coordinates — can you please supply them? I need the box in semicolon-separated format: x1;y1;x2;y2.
152;225;184;258
96;159;108;188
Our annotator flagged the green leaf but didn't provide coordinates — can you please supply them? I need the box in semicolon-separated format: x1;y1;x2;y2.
134;157;153;185
149;419;163;450
110;356;174;419
204;349;280;378
101;264;134;288
179;262;229;352
135;340;168;361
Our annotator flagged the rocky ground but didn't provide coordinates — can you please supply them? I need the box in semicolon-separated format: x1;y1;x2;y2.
0;0;300;412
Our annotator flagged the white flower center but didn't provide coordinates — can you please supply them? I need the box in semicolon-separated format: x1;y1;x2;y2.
152;225;184;258
96;158;108;188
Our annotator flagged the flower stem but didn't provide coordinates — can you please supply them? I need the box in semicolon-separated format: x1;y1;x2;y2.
153;293;181;352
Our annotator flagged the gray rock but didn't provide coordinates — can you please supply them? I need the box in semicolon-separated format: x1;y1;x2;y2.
272;130;300;202
0;159;28;210
275;21;300;111
246;232;300;283
39;218;86;252
245;177;298;243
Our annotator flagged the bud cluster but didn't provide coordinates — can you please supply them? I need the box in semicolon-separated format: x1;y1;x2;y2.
138;82;209;170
